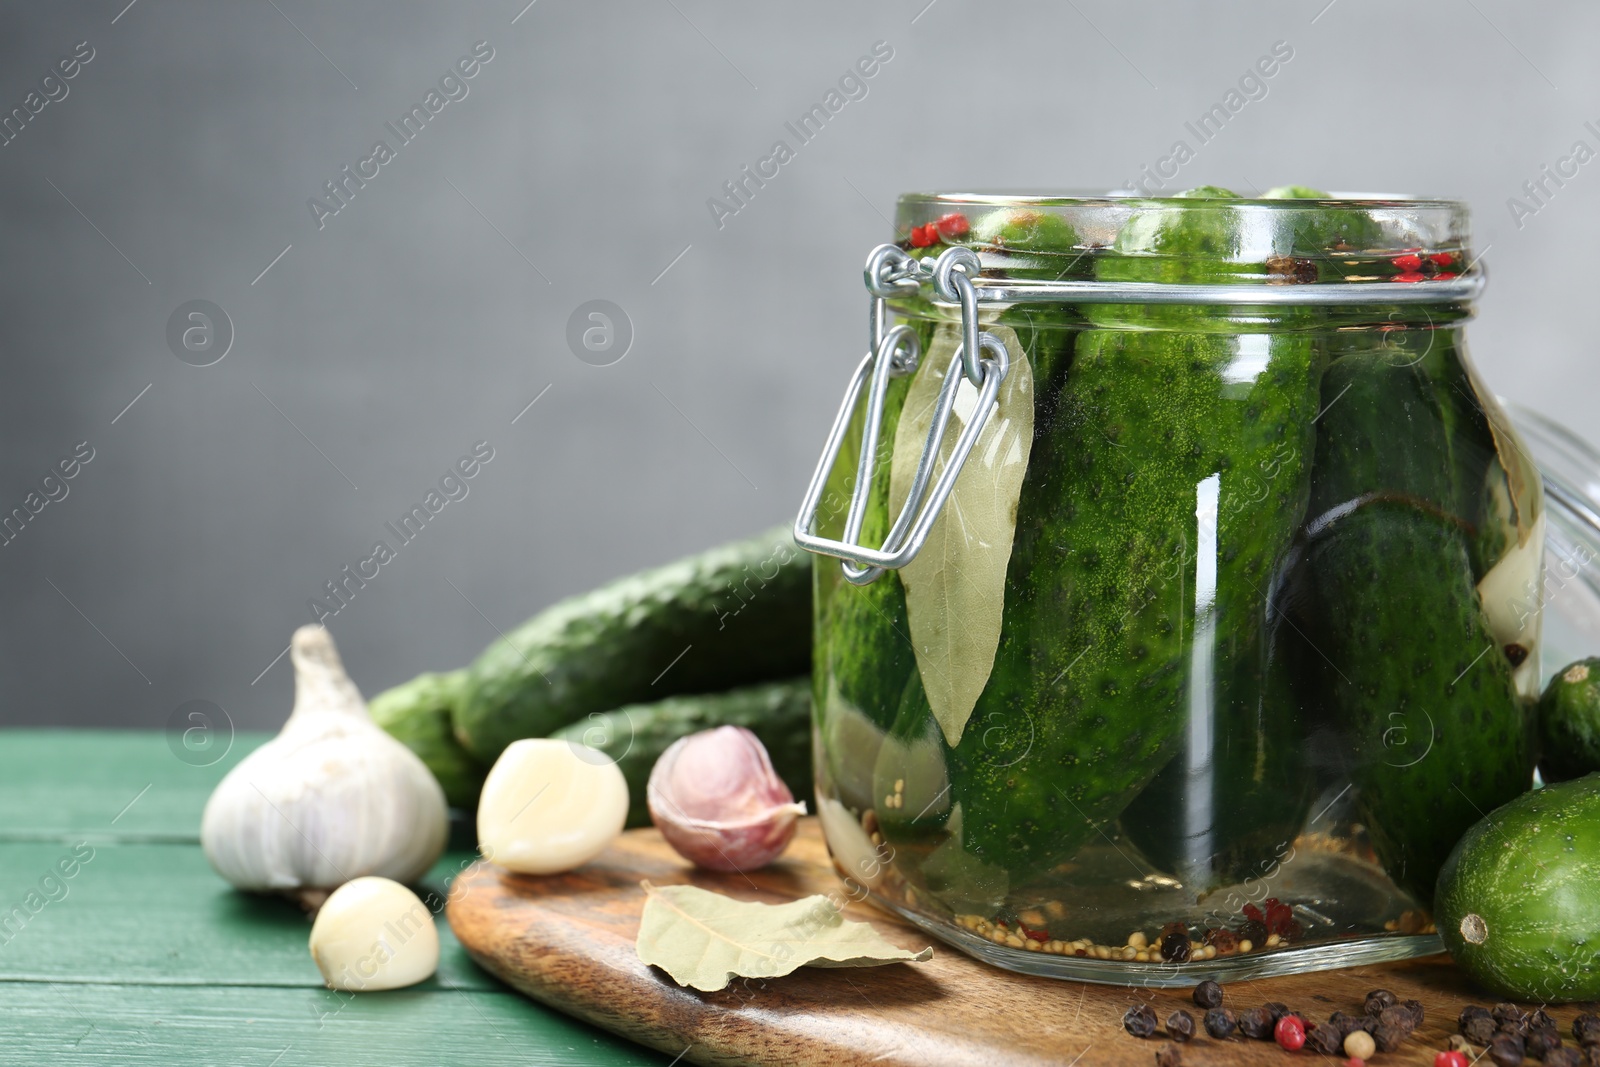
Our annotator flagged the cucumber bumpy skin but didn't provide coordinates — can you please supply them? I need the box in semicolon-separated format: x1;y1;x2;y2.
1312;333;1504;567
1537;658;1600;783
1435;772;1600;1002
810;361;918;814
1297;334;1532;903
934;184;1325;889
825;315;1088;895
549;679;812;829
1293;497;1530;904
369;669;486;810
821;211;1089;867
1092;186;1328;890
1023;323;1320;890
819;369;917;738
455;528;810;764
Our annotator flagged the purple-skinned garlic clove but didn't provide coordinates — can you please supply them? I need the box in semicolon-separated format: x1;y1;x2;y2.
647;725;805;872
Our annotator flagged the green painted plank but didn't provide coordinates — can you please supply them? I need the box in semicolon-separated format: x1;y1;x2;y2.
0;842;498;992
2;982;668;1066
0;733;677;1064
0;729;271;841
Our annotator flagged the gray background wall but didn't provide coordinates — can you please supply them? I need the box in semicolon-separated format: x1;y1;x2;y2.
2;0;1596;733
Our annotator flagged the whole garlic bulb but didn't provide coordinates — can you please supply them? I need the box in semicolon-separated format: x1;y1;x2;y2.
201;625;448;899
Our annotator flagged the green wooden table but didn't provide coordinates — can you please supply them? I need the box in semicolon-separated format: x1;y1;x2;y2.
0;730;668;1066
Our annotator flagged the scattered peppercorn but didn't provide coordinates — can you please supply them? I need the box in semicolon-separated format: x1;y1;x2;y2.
1529;1025;1564;1058
1382;1008;1417;1052
1462;1006;1497;1045
1192;980;1223;1010
1532;1010;1558;1032
1159;931;1191;963
1575;1014;1600;1046
1365;989;1399;1016
1155;1042;1183;1067
1434;1051;1469;1067
1166;1010;1195;1042
1329;1011;1369;1038
1124;1004;1159;1039
1344;1029;1377;1060
1492;1003;1526;1027
1204;1008;1238;1039
1240;1007;1276;1040
1379;1006;1416;1036
1263;1002;1291;1026
1489;1033;1525;1067
1373;1023;1410;1054
1401;1000;1426;1029
1275;1015;1307;1051
1548;1049;1584;1067
1306;1024;1345;1055
1448;1035;1475;1054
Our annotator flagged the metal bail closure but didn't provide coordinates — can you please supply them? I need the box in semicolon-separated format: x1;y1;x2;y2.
793;244;1013;584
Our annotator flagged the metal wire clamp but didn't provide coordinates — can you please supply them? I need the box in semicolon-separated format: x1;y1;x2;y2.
792;239;1486;582
793;244;1013;585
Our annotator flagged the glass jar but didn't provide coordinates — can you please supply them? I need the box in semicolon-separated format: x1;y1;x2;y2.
793;190;1544;983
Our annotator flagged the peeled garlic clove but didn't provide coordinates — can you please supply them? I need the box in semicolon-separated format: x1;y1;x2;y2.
201;625;449;899
647;725;805;871
309;876;439;991
477;739;629;874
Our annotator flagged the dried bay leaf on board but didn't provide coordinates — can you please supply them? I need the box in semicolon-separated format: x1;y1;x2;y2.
634;881;932;992
888;323;1034;748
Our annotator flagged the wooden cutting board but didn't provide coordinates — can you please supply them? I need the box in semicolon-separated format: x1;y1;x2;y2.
447;818;1553;1067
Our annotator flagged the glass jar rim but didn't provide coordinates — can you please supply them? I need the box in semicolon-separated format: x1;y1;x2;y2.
889;189;1477;303
899;189;1468;209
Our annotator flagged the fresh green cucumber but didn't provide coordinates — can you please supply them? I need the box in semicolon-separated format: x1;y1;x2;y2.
1435;772;1600;1002
1308;343;1458;519
819;366;917;737
1092;329;1322;884
1297;334;1533;902
1310;334;1503;550
369;670;486;810
1261;184;1385;257
1293;496;1530;903
928;320;1321;893
549;679;812;829
455;528;811;763
969;207;1086;282
811;357;917;813
1089;187;1330;889
1537;658;1600;783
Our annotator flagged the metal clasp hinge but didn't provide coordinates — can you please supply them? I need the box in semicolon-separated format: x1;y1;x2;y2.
792;244;1013;585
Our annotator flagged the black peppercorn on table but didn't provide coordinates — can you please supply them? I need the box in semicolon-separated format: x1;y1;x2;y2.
448;818;1592;1066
